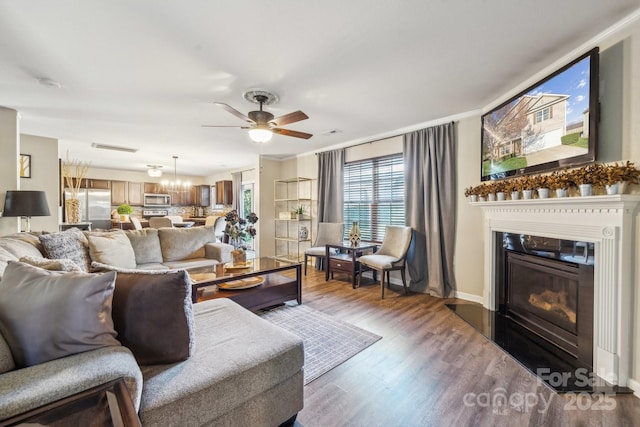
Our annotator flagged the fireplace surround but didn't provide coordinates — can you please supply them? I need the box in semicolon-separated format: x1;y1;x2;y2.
475;195;640;386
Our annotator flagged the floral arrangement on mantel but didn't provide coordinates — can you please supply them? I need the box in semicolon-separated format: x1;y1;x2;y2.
465;161;640;201
61;152;91;223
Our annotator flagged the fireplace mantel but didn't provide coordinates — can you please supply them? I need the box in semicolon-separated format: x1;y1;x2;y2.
474;194;640;386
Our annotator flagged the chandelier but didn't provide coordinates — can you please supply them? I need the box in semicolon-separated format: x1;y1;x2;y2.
147;165;163;177
161;156;191;192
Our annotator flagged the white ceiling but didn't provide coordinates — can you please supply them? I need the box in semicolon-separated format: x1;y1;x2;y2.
1;1;639;176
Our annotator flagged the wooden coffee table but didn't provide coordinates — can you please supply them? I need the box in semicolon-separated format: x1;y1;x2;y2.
188;257;301;311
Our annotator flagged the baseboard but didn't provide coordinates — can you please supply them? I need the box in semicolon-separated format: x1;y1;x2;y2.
628;378;640;398
453;291;483;304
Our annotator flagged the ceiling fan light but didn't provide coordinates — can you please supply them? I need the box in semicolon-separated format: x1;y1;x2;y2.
249;128;273;143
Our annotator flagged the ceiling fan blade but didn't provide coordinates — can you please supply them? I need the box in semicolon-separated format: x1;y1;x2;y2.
270;110;308;127
272;128;313;139
214;102;254;124
201;125;250;128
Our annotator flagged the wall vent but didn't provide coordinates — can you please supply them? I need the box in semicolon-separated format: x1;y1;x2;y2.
91;143;139;153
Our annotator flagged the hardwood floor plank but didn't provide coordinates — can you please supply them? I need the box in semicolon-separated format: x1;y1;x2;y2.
293;267;640;426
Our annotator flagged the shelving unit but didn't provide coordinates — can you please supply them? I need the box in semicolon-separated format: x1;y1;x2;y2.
274;177;314;262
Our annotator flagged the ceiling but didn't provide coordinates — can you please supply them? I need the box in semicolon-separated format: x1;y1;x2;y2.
1;1;639;177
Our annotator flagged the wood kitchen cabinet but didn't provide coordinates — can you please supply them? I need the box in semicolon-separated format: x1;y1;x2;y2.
127;182;144;206
110;181;128;205
144;182;163;194
192;185;210;207
66;178;110;189
215;180;232;205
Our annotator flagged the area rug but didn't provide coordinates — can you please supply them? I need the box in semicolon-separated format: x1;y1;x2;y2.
260;303;382;385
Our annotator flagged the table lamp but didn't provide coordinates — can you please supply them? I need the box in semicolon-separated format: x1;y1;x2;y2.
2;191;51;232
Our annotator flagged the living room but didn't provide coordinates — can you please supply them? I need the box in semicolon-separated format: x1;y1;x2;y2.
2;1;640;425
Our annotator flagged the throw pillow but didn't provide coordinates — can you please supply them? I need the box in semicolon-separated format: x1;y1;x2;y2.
0;262;120;367
19;255;82;272
125;228;163;265
38;228;92;272
111;269;195;365
86;230;136;269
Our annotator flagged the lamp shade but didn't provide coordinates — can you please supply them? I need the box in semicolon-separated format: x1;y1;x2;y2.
3;191;51;217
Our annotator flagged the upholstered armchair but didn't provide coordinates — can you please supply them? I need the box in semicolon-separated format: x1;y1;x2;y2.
304;222;344;275
357;225;412;298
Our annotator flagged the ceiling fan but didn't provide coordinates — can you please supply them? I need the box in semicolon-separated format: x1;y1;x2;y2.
203;90;312;143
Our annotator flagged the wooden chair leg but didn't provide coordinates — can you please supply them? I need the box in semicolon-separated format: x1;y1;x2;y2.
304;255;308;276
401;268;408;295
358;266;362;288
380;269;385;299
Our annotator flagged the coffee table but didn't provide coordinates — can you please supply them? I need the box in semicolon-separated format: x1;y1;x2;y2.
188;257;301;311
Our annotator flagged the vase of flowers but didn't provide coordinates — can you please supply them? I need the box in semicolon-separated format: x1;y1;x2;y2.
224;210;258;265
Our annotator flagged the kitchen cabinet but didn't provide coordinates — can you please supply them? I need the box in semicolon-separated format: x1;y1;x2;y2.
192;185;210;207
127;182;144;206
169;189;192;206
66;178;110;189
111;181;128;205
215;180;232;205
144;182;163;194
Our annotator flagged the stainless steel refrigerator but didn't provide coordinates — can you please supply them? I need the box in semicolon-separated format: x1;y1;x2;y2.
64;188;112;230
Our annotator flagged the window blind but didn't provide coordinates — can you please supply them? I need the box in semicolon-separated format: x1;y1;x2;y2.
343;153;405;242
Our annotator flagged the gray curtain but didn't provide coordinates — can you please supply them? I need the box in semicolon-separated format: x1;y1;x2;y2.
403;122;457;298
317;149;344;222
231;171;242;213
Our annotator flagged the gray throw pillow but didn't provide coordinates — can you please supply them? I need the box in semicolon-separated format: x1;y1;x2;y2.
38;228;92;272
19;255;82;272
125;228;163;265
86;230;136;269
0;262;120;367
111;270;195;365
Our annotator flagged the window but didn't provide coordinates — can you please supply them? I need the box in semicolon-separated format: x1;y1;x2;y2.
343;154;405;242
535;107;551;123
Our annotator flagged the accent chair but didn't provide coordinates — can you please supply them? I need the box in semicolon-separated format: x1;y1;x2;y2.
357;225;413;299
304;222;344;275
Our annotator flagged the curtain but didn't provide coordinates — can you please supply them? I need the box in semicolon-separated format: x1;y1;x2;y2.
403;122;457;298
317;149;344;222
231;171;242;214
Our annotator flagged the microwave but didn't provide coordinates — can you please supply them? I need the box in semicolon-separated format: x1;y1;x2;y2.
144;193;171;207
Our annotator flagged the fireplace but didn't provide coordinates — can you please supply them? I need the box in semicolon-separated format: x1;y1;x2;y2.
476;195;640;386
497;233;594;370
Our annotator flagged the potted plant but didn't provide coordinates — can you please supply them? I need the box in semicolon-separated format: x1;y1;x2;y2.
116;203;133;222
547;169;572;197
501;179;519;200
292;205;306;219
464;186;480;203
603;161;640;194
566;163;606;196
517;176;535;199
533;174;551;198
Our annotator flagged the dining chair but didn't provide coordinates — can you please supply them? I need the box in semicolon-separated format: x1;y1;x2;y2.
357;225;413;299
165;215;183;224
304;222;344;275
204;215;219;226
129;215;143;231
149;216;173;228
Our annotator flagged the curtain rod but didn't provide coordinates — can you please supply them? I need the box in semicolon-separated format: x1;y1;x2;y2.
315;121;455;155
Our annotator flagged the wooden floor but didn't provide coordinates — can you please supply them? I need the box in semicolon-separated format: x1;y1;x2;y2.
293;268;640;427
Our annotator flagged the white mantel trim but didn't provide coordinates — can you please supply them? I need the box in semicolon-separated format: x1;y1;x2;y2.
474;194;640;386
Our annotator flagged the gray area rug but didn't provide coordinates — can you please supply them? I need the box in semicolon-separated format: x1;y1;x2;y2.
260;303;382;385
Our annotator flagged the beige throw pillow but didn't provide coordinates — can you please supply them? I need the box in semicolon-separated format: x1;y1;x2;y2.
86;230;136;269
0;262;120;367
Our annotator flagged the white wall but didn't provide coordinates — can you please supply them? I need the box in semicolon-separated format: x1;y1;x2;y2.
21;134;60;232
0;108;20;235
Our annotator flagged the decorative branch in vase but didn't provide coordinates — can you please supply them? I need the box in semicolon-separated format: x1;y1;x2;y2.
61;152;91;223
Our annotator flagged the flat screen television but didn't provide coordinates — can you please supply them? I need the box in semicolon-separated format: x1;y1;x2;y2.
481;47;599;181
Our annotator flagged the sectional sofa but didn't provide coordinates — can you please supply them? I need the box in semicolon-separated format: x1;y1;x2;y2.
0;228;304;426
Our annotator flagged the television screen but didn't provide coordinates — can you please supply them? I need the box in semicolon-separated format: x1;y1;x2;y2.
481;47;599;181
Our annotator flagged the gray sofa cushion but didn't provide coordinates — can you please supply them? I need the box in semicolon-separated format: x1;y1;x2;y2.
0;345;143;420
0;233;45;278
0;332;15;374
139;298;304;426
0;262;120;367
111;270;195;365
162;257;218;270
19;255;81;272
158;226;217;262
126;228;163;265
86;230;136;269
39;228;91;272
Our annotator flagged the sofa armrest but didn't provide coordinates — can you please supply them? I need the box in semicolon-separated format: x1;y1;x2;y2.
205;243;233;264
0;346;143;420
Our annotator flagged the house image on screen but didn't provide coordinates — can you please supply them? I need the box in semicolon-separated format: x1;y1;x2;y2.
491;93;570;161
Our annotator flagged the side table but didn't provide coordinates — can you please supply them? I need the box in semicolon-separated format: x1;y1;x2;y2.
0;377;140;427
325;241;379;288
